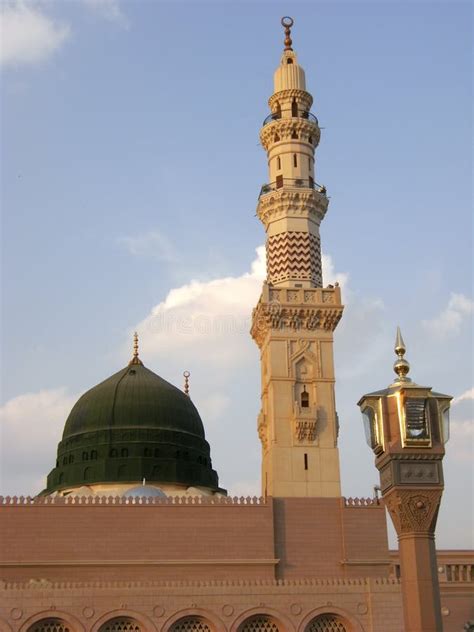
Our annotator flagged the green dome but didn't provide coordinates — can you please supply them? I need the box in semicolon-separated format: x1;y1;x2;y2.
45;361;222;494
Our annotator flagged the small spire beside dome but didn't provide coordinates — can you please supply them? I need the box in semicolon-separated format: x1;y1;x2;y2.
393;326;411;383
183;370;190;396
129;331;143;366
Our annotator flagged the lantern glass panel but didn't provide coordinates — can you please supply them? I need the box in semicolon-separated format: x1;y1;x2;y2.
362;407;377;449
442;406;450;443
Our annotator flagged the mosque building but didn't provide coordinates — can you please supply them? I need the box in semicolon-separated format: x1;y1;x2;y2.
0;17;472;632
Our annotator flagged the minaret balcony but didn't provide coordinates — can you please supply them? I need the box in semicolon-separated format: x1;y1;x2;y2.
259;177;326;198
262;110;318;126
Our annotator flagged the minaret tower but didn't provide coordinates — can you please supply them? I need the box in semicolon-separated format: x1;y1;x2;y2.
251;18;344;497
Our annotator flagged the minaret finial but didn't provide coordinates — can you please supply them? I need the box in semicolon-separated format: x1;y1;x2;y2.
183;370;190;396
129;331;143;366
393;326;411;382
281;16;294;51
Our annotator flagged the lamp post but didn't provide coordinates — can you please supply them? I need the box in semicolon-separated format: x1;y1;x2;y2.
358;328;451;632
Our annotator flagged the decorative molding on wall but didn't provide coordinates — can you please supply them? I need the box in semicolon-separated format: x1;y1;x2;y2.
0;559;280;569
0;577;400;592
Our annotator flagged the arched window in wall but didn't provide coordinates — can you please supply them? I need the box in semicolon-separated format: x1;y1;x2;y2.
276;156;281;171
169;617;212;632
99;619;141;632
293;154;298;167
301;386;309;408
28;619;70;632
305;615;348;632
291;99;298;117
239;616;280;632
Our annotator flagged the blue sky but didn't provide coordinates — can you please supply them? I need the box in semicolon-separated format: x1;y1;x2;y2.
1;0;472;548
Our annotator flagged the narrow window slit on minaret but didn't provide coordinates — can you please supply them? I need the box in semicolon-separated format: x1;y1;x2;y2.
301;387;309;408
277;156;281;170
293;154;297;167
304;453;309;470
291;99;298;117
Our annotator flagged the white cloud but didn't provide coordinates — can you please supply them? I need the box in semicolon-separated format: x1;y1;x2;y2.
0;388;78;495
0;1;70;67
453;386;474;406
82;0;128;26
132;246;265;368
448;420;474;462
322;253;349;289
118;230;178;262
422;293;474;338
131;247;349;370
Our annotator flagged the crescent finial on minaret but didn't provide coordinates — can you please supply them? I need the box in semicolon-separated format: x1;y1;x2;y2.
281;16;294;51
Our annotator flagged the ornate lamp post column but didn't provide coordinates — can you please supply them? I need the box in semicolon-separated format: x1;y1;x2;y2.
358;328;451;632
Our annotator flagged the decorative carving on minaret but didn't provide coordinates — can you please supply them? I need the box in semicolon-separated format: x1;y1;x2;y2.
267;231;322;286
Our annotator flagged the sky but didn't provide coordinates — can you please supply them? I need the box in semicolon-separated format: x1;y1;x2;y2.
0;0;472;549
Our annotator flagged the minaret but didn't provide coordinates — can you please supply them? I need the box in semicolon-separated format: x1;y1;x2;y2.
251;18;344;498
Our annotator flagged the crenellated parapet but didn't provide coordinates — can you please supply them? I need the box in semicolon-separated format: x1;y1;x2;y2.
0;494;266;506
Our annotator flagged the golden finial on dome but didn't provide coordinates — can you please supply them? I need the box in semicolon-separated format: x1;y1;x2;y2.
183;370;190;396
129;331;143;366
281;16;294;51
393;326;411;382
